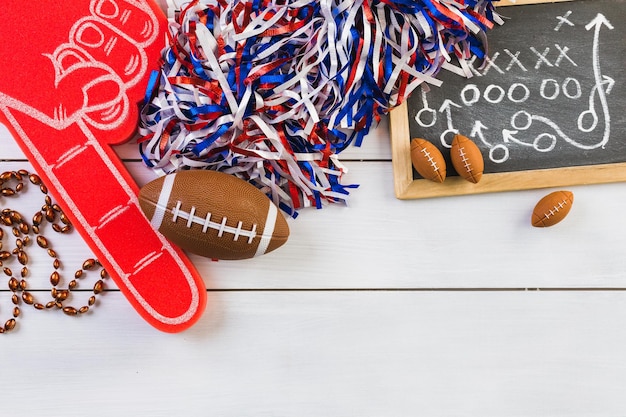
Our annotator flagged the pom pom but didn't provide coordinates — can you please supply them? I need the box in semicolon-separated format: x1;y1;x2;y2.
138;0;501;215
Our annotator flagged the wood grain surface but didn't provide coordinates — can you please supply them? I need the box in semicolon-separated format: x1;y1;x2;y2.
2;1;626;416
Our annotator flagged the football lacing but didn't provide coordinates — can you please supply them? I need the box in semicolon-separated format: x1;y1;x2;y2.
542;199;569;220
458;147;472;173
171;201;258;243
421;147;441;172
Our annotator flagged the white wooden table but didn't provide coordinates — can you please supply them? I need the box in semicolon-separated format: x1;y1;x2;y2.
3;112;626;416
3;2;626;416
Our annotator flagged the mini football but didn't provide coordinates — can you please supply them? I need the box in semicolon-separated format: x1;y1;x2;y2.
410;138;446;183
139;170;289;260
531;190;574;227
451;134;484;183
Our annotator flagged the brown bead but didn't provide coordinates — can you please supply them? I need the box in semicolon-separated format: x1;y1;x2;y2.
19;223;29;234
32;212;43;227
44;196;52;206
56;290;69;302
15;183;24;192
46;301;57;309
75;270;84;279
34;303;45;311
29;174;42;185
93;280;104;294
88;296;96;306
21;292;34;305
53;259;60;270
19;280;27;291
32;225;40;234
21;267;28;278
68;280;77;290
45;208;56;223
0;228;3;239
11;294;19;305
23;236;31;246
0;171;12;181
79;306;90;314
1;215;12;226
36;235;48;248
4;319;16;331
8;277;19;291
50;271;60;286
0;251;10;260
40;184;48;194
62;307;78;316
3;267;12;277
1;188;15;197
52;224;62;233
13;171;22;181
13;307;20;318
60;213;71;225
52;204;62;213
47;248;57;258
12;227;20;237
83;259;96;270
51;288;58;299
17;251;27;265
9;211;23;223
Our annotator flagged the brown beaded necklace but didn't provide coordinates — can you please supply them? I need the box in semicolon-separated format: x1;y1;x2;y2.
0;169;108;334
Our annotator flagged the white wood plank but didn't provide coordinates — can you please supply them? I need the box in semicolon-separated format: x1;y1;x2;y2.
1;290;626;417
129;160;626;289
2;159;626;290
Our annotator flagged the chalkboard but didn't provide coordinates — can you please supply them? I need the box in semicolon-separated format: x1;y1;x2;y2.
389;0;626;199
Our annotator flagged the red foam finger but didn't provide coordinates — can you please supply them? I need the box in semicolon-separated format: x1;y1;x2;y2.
72;18;149;86
0;0;207;332
91;0;161;46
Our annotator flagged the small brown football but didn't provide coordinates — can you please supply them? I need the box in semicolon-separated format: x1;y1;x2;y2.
450;134;484;183
139;170;289;260
410;138;446;183
531;191;574;227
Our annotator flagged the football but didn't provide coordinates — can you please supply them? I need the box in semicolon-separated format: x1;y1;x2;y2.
450;134;484;183
138;170;289;260
531;190;574;227
410;138;446;183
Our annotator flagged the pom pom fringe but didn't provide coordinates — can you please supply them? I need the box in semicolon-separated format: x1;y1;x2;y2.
138;0;502;215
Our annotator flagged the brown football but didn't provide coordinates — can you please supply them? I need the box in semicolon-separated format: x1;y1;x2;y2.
138;170;289;260
410;138;446;183
531;191;574;227
450;134;484;183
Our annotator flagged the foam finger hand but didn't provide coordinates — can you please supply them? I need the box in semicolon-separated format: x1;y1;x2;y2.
91;0;161;46
72;17;148;88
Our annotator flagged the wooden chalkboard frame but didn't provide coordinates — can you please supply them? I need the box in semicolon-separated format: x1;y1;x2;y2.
389;0;626;199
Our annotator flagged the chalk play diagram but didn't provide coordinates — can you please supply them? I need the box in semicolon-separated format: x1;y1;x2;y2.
410;1;625;174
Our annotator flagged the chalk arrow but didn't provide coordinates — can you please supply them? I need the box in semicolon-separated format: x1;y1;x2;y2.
502;129;532;147
585;13;613;149
438;99;462;114
438;99;462;130
585;13;614;32
471;120;491;147
601;75;615;95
